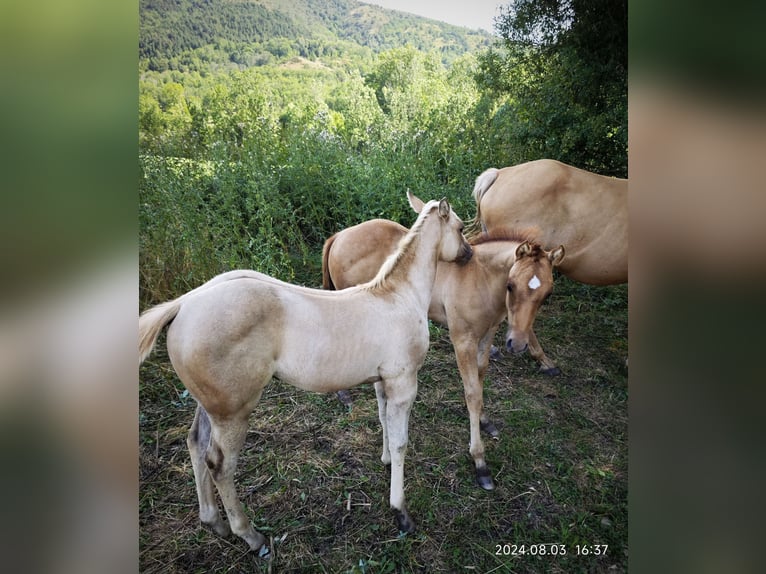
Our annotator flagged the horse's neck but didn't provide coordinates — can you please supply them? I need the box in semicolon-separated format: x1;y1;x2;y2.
407;230;441;309
475;242;519;280
385;223;440;311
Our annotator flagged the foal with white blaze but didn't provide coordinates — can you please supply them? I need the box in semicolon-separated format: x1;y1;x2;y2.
323;220;564;489
138;192;472;552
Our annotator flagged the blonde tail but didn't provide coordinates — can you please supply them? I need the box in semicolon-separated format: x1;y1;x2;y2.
465;167;499;240
321;232;339;290
139;298;182;365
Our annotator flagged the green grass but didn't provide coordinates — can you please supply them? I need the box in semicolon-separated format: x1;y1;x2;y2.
139;276;627;573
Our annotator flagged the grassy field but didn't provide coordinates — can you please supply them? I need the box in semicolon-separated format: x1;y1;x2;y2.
139;275;627;573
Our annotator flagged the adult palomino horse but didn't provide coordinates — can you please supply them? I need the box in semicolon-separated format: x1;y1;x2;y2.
472;159;627;285
322;219;564;489
138;193;472;552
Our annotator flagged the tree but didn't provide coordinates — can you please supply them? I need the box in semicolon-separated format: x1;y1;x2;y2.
478;0;627;176
364;46;449;130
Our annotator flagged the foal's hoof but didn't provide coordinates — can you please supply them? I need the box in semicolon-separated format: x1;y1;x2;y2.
476;466;496;491
336;390;353;407
394;508;416;534
202;518;231;538
489;345;502;361
246;531;267;554
540;366;561;377
480;419;500;439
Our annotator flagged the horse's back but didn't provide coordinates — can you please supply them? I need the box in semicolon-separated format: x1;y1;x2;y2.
326;219;407;289
485;160;624;222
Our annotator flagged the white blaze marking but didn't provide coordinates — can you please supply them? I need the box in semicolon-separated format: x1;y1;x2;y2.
528;275;541;290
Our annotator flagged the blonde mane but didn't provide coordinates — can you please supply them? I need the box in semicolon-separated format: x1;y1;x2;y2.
365;203;434;292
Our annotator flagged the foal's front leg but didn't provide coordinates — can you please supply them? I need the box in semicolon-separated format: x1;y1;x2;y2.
380;374;418;533
453;334;495;490
374;381;390;465
527;328;560;376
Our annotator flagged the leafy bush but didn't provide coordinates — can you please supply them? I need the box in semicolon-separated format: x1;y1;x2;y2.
139;51;489;305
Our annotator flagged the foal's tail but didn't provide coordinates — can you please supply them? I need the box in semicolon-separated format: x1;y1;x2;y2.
139;298;182;365
465;167;499;240
321;232;338;290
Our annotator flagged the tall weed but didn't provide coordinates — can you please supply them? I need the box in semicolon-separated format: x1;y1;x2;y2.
139;154;305;305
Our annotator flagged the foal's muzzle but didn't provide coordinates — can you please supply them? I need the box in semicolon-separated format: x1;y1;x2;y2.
457;244;473;264
506;338;528;354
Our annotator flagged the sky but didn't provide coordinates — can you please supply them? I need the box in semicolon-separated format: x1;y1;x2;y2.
359;0;506;34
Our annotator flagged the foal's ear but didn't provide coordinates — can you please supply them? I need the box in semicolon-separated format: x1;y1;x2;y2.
438;197;450;219
407;190;425;213
515;240;533;259
549;245;565;267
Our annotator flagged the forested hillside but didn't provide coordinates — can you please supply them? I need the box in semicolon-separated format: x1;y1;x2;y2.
140;0;493;71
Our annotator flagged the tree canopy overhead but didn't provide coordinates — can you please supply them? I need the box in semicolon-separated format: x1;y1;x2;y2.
479;0;627;176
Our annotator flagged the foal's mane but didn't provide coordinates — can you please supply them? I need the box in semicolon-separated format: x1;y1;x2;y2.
470;228;549;261
470;227;540;246
365;202;434;292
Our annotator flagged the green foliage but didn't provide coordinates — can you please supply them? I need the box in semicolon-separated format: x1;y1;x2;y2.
139;48;489;304
140;0;492;73
139;0;628;304
478;0;627;176
139;153;301;303
140;0;307;69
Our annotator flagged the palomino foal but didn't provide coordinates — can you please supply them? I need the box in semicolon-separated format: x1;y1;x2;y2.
139;193;472;552
322;219;564;489
470;159;626;373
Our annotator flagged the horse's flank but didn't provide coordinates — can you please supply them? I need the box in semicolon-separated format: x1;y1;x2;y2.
471;159;627;285
139;269;268;364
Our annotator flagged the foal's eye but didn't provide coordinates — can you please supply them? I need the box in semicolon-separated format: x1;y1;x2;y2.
507;284;513;293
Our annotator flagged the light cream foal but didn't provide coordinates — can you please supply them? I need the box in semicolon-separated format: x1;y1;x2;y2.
139;192;472;552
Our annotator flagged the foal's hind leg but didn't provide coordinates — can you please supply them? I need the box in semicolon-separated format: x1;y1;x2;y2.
187;404;230;537
381;374;418;533
477;329;501;440
206;411;266;552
